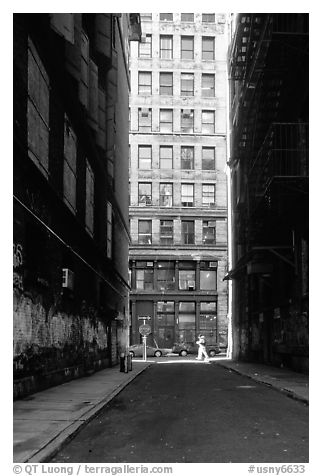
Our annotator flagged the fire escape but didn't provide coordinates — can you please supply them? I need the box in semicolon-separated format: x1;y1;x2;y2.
227;14;309;362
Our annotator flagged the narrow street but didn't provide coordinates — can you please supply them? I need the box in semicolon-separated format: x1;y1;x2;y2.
50;360;308;463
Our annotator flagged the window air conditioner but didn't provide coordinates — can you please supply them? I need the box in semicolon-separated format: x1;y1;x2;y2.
62;268;74;290
188;280;195;290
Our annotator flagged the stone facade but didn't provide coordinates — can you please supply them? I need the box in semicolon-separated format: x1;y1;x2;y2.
129;13;229;351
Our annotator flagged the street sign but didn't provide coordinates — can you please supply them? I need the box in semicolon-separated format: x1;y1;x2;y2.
139;324;151;336
138;315;151;321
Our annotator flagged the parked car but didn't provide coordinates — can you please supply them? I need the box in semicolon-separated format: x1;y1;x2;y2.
172;341;220;357
128;344;172;358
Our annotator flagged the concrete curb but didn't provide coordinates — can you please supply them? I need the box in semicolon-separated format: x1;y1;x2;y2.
217;361;309;405
26;364;151;463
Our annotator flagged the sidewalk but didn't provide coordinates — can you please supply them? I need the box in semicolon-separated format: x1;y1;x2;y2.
13;361;151;463
216;358;309;404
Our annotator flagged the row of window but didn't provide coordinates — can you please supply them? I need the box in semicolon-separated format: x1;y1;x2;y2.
136;300;217;341
138;72;215;97
139;35;216;60
134;219;217;245
133;260;217;292
134;108;215;134
27;39;112;255
136;183;216;208
135;145;215;170
141;13;216;23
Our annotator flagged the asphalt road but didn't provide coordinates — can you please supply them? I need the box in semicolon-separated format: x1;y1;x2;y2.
50;360;308;463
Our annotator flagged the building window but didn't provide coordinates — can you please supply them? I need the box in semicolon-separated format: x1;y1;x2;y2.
63;115;77;213
179;262;196;290
138;71;152;95
202;37;215;60
160;13;173;21
157;301;175;326
181;109;194;133
178;302;196;343
140;13;152;21
160;146;173;169
181;13;194;22
202;147;216;170
181;184;194;207
138;108;152;132
200;261;217;290
160;72;173;95
138;182;152;206
160;35;173;59
203;220;216;244
159;183;173;207
136;263;154;291
160;220;174;244
181;73;194;96
107;201;113;258
181;147;194;170
202;184;215;207
181;220;194;244
202;74;215;97
202;14;216;23
181;36;194;60
202;110;215;134
85;159;95;236
160;109;173;133
138;220;152;244
157;261;175;291
200;302;217;337
139;34;152;58
138;145;152;169
27;38;50;177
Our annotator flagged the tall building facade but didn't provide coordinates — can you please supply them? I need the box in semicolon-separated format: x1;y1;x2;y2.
129;13;229;351
13;13;141;398
227;14;309;372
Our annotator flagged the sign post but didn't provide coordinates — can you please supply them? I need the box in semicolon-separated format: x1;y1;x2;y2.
138;319;151;362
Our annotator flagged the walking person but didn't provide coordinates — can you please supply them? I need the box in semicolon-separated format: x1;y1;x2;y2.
196;334;210;362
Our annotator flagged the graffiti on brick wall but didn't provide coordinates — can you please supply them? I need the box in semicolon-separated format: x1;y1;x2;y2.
13;243;24;291
13;293;109;376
